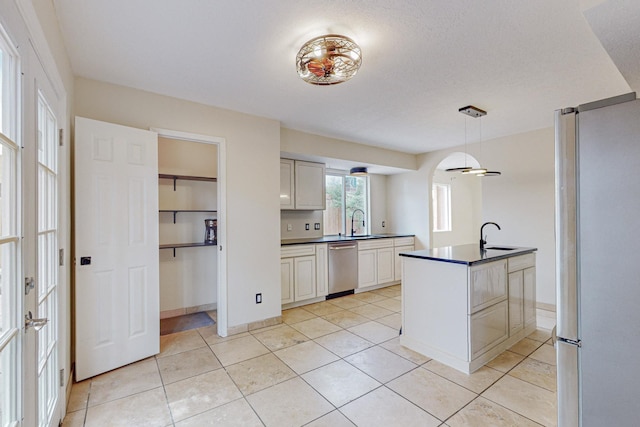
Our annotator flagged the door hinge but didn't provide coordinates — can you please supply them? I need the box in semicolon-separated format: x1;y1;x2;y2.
60;368;65;387
59;248;64;266
59;128;64;146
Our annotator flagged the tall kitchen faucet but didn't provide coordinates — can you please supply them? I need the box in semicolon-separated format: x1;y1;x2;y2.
351;209;365;236
480;221;501;250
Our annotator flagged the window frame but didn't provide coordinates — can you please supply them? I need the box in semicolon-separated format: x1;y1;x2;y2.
323;170;370;236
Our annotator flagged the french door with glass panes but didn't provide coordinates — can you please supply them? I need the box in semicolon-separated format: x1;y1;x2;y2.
0;13;64;427
22;44;64;427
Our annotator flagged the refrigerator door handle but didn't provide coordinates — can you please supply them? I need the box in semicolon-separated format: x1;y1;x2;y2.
555;108;579;341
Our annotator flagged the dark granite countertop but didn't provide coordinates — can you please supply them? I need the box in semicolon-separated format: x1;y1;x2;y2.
399;243;536;266
281;233;414;246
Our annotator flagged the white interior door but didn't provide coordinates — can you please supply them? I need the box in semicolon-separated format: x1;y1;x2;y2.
74;117;159;381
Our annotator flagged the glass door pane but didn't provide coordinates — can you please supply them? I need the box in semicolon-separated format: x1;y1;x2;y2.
0;131;20;426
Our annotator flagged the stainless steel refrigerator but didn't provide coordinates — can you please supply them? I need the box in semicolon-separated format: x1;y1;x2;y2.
555;92;640;427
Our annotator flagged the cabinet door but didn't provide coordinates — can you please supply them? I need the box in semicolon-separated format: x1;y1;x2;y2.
469;260;507;314
281;258;295;304
523;266;536;327
294;255;317;301
358;249;377;288
280;159;295;209
394;245;414;281
469;300;509;360
294;161;325;210
508;271;525;335
316;244;329;297
377;247;395;284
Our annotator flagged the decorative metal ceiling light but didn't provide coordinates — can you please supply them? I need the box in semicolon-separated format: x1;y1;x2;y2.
296;34;362;85
445;105;501;177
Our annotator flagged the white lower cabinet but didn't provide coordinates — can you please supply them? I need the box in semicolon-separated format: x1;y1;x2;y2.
281;258;294;304
358;237;414;289
293;256;316;301
507;253;537;334
508;270;525;335
377;247;395;284
315;244;329;297
357;249;378;288
469;300;509;360
281;244;328;304
523;266;536;327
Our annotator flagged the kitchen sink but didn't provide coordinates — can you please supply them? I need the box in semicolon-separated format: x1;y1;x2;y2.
484;246;515;251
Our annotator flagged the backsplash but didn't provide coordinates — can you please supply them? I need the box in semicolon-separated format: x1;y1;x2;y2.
281;210;323;239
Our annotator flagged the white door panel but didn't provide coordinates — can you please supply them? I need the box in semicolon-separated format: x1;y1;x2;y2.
75;117;159;381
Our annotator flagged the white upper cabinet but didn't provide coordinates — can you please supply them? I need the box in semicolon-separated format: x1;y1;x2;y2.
294;160;326;210
280;159;325;210
280;159;295;209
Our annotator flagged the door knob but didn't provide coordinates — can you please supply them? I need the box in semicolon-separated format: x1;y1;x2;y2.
25;311;48;331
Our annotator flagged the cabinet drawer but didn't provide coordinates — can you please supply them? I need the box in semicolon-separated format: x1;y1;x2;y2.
393;237;414;247
469;260;507;314
508;253;535;272
358;238;393;250
469;300;509;360
281;245;315;258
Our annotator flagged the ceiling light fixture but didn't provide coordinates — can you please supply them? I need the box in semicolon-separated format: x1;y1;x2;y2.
445;105;501;177
349;166;368;176
296;34;362;85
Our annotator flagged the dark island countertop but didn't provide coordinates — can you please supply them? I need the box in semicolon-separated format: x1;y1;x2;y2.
281;233;414;246
399;243;537;266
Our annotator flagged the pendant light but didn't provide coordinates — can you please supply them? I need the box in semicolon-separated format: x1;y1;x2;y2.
446;105;501;177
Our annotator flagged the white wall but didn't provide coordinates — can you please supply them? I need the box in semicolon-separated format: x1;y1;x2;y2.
479;128;556;306
281;128;417;171
388;127;556;306
369;173;389;234
74;77;282;328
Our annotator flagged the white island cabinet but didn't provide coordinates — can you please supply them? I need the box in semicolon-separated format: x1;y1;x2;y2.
400;244;537;374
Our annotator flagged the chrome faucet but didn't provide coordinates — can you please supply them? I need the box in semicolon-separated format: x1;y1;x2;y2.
351;209;366;236
480;222;501;250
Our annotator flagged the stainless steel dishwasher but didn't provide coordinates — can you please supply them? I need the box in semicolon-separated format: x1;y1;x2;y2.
328;241;358;298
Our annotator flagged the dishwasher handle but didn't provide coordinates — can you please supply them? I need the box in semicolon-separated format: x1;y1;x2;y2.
329;245;357;250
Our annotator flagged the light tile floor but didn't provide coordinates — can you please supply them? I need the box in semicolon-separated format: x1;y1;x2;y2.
63;285;558;426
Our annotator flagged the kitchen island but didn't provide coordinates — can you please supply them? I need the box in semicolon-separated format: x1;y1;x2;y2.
399;244;537;373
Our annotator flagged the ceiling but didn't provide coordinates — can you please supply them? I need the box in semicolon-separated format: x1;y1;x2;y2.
53;0;638;161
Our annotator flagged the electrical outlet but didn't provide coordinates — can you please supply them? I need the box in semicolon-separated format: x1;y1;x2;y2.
314;223;320;230
256;293;262;304
305;223;310;230
287;224;292;231
382;221;386;228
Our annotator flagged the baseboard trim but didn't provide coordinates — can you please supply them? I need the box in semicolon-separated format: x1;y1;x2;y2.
161;303;217;319
536;302;556;312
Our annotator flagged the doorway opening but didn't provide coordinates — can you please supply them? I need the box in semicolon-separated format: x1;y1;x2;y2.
152;129;228;337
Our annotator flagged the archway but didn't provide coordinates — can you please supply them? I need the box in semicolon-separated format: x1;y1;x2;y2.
431;152;483;248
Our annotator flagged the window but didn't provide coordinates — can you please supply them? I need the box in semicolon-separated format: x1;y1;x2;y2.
432;183;451;232
324;172;369;236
